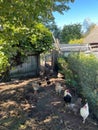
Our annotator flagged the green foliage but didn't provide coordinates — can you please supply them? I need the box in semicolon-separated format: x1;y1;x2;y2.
17;22;53;55
46;22;62;40
61;24;82;43
0;0;75;47
57;53;98;119
0;0;75;78
29;23;53;52
69;38;84;44
57;56;76;86
67;52;98;119
0;51;10;76
0;22;53;68
0;0;74;27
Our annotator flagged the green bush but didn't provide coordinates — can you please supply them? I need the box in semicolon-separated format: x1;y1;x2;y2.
0;51;10;82
67;52;98;119
57;56;77;88
0;51;10;76
69;38;83;44
58;53;98;119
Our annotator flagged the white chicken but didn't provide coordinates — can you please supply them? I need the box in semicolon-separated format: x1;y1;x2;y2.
55;82;64;95
80;102;89;123
32;81;41;95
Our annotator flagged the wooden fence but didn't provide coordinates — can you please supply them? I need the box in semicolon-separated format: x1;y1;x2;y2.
10;55;40;79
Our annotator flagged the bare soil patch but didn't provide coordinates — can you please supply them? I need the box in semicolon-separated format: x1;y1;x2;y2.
0;77;98;130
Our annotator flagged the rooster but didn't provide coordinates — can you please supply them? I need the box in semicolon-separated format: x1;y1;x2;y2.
64;89;72;105
80;102;89;123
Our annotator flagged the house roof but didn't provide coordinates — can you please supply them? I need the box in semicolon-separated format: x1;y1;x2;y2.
83;25;98;44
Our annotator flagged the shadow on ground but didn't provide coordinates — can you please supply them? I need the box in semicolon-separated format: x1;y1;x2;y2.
0;77;98;130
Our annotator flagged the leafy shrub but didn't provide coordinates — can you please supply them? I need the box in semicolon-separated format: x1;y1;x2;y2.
69;38;83;44
67;52;98;119
58;53;98;119
57;56;77;88
0;51;10;76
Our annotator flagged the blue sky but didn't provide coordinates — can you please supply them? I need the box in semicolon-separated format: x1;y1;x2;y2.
53;0;98;28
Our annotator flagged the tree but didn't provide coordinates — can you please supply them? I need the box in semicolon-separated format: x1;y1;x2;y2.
0;0;75;44
0;0;75;78
82;18;93;33
0;0;74;25
61;24;82;43
0;22;53;64
46;22;61;40
82;18;96;36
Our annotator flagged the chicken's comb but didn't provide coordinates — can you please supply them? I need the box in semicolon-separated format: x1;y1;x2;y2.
66;89;69;92
84;104;87;109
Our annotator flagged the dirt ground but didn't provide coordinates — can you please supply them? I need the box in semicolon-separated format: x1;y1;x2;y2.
0;76;98;130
